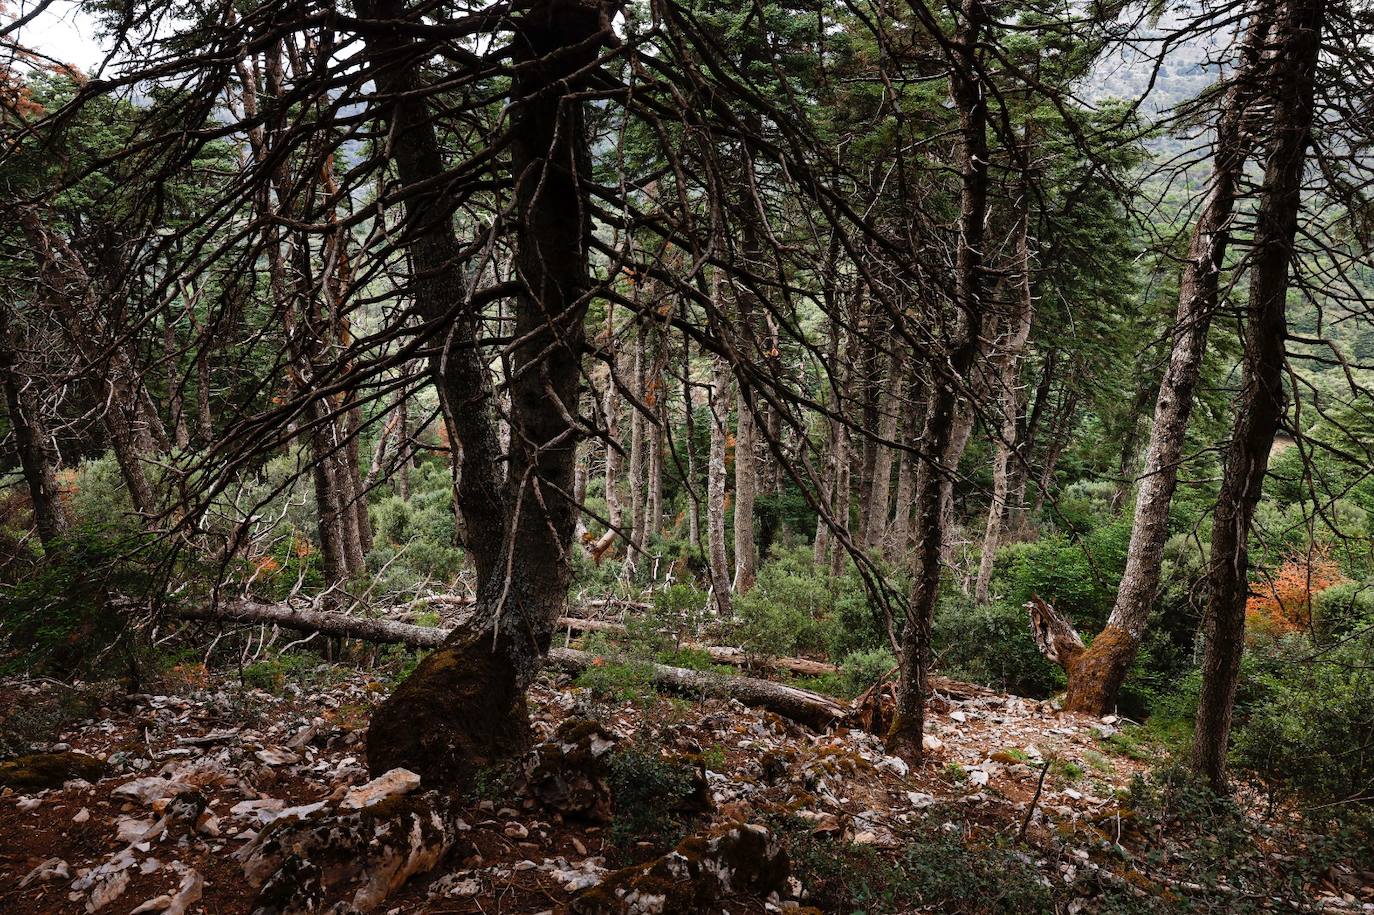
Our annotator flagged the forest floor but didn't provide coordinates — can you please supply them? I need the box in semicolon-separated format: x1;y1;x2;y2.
0;659;1369;914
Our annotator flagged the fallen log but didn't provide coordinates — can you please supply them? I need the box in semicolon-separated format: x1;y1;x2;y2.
171;599;846;728
546;647;847;729
554;617;839;677
553;616;997;698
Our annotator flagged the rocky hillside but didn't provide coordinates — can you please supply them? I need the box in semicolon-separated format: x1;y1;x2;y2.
0;664;1368;914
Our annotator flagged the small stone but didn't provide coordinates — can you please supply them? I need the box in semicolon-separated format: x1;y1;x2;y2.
73;807;91;823
504;822;529;839
877;755;909;777
19;857;70;887
922;734;943;753
254;747;299;767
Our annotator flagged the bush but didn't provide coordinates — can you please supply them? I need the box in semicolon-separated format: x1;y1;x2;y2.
1231;631;1374;809
777;812;1053;913
933;597;1065;698
607;743;702;856
0;521;158;677
839;647;896;697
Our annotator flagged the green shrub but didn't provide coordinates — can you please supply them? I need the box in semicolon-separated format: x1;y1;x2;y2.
0;521;158;677
1231;632;1374;808
933;597;1065;698
839;646;896;697
607;743;701;856
574;655;657;703
777;813;1053;914
240;653;331;692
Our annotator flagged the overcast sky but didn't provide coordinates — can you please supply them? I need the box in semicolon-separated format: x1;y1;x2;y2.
10;0;106;73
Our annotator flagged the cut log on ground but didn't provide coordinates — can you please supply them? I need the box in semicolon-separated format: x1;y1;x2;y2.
546;647;847;729
170;599;846;728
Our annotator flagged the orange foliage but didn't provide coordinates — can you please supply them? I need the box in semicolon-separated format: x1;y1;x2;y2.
1245;548;1346;638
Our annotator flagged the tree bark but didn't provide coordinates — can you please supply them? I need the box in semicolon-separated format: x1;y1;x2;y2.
863;345;904;552
888;0;990;762
708;350;734;618
1193;0;1321;791
359;0;603;788
975;182;1035;606
1058;8;1274;715
0;311;68;546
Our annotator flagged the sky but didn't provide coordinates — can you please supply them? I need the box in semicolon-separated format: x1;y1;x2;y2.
9;0;107;73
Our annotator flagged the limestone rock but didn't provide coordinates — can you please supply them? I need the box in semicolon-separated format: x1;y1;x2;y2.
571;821;788;914
521;718;617;821
239;790;471;914
340;768;420;810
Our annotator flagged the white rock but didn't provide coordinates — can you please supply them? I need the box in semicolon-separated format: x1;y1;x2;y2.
949;710;968;723
19;857;69;886
254;747;299;767
230;798;286;821
73;807;91;823
17;796;41;811
112;777;190;806
968;769;990;787
922;734;943;753
906;791;936;809
877;755;909;777
504;822;529;839
340;768;421;810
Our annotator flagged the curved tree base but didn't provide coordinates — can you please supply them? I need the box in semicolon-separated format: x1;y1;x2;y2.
366;638;531;789
1027;597;1136;718
1060;624;1136;716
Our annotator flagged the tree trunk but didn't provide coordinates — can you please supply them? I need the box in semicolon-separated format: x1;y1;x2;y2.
0;312;68;546
1057;9;1274;715
171;599;846;728
683;345;702;547
624;322;647;579
360;0;603;789
708;350;734;618
592;307;625;561
732;373;759;593
1193;0;1321;791
975;182;1035;606
888;0;989;762
863;345;904;551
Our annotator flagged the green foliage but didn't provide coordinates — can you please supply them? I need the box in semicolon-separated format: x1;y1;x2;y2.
0;519;158;677
777;813;1053;914
933;597;1065;698
607;743;700;855
364;460;466;599
239;653;333;693
839;647;896;697
732;546;888;662
1231;632;1374;809
625;583;710;655
574;652;657;704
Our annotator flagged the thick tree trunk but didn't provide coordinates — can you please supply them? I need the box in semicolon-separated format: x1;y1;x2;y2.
1059;10;1274;715
888;0;989;762
0;314;68;546
708;352;734;618
1193;0;1321;791
360;0;602;788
